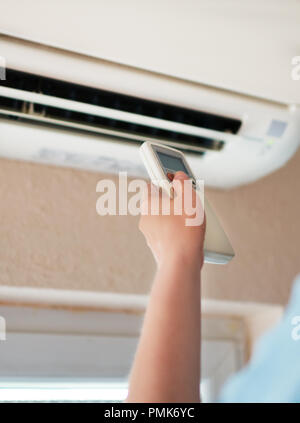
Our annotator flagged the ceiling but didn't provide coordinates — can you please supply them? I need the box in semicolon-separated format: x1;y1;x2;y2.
0;0;300;104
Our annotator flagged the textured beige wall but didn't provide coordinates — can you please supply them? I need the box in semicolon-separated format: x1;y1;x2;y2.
0;159;155;294
203;148;300;305
0;149;299;305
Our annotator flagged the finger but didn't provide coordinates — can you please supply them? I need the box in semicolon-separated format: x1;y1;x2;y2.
173;171;189;181
172;171;190;197
173;171;189;189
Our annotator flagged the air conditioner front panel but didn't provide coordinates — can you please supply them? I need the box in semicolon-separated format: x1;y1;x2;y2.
0;37;299;188
1;113;299;189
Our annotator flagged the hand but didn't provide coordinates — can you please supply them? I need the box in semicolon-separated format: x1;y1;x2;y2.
139;171;206;268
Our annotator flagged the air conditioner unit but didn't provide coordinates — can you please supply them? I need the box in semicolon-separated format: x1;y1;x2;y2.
0;35;299;188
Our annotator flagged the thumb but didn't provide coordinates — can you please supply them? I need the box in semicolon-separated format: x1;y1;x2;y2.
172;171;190;196
173;171;189;181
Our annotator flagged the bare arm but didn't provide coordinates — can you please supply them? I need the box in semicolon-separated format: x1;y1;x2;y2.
126;172;205;403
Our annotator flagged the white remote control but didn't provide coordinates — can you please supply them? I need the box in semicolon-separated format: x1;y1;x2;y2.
140;141;234;264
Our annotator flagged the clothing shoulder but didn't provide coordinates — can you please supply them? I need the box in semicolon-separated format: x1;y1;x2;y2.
219;276;300;403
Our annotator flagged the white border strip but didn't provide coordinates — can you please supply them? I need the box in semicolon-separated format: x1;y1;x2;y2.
0;285;148;312
0;285;282;317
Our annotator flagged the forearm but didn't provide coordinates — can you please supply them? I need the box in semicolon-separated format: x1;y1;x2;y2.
127;251;202;403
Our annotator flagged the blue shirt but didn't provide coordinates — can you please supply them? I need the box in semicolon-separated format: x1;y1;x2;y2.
219;276;300;403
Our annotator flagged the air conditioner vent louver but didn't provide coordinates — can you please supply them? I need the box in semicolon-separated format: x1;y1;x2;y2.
0;69;242;155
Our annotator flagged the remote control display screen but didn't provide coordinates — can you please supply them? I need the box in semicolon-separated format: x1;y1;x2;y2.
157;151;189;175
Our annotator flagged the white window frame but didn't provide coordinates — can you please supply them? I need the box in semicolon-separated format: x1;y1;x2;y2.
0;285;282;402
